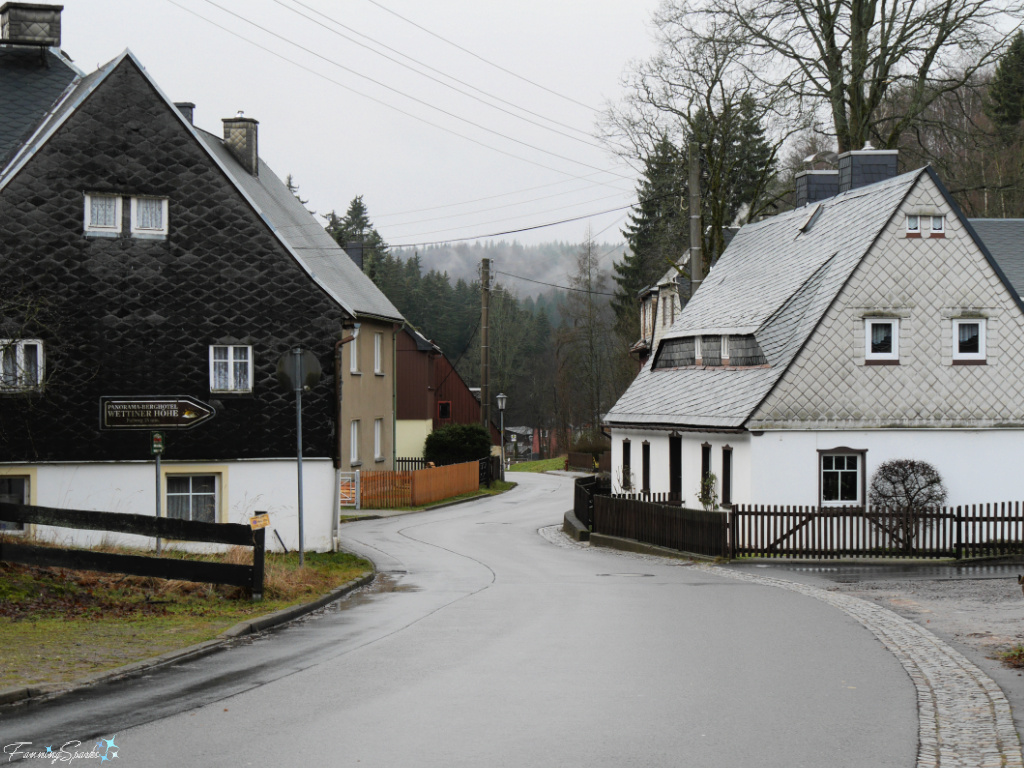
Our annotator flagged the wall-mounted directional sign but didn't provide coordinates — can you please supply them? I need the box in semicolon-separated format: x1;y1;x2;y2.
99;396;216;430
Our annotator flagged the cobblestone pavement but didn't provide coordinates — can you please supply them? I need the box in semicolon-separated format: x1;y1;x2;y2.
541;526;1024;768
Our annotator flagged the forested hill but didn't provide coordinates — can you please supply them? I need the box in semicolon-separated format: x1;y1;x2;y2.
391;240;626;299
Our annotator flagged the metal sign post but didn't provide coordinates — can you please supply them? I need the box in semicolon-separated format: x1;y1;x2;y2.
293;347;305;567
151;431;165;554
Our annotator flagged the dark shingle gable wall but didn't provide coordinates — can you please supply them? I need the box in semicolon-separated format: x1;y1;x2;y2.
0;56;347;462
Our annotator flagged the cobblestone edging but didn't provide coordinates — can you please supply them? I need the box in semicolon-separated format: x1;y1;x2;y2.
539;526;1024;768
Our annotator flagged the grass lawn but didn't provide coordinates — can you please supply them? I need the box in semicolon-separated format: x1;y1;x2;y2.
508;456;567;473
0;548;371;690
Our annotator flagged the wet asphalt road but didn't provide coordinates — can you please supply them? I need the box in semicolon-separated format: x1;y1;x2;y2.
2;473;917;766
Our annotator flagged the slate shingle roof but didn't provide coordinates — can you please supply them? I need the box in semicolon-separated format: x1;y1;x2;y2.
0;45;78;168
970;219;1024;300
605;170;925;429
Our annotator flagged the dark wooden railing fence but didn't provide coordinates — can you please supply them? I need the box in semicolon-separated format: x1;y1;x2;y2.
396;457;428;472
0;502;266;599
732;502;1024;560
594;495;728;557
574;476;600;529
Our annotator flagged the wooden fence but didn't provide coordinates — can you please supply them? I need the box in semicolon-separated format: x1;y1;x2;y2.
356;460;481;509
396;457;429;472
732;503;1024;560
593;494;728;557
0;502;266;599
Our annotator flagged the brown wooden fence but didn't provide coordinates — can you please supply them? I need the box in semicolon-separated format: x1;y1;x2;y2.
357;460;481;509
593;494;728;557
732;503;1024;560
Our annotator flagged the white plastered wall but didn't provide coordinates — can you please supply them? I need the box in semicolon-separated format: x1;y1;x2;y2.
610;428;751;508
0;459;337;553
749;429;1024;508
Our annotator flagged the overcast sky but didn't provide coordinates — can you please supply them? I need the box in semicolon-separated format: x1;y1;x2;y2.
58;0;661;267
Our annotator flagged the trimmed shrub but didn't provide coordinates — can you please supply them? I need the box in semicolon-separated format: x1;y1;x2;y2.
424;423;492;466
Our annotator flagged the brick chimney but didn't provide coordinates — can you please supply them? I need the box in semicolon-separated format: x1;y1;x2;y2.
0;2;63;46
222;112;258;176
838;143;898;193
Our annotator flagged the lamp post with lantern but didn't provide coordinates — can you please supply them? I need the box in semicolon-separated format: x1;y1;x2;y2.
496;392;507;477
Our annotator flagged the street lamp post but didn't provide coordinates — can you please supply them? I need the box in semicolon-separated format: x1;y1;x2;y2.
496;392;507;478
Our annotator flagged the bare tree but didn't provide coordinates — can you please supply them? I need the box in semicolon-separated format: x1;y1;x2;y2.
671;0;1023;153
869;459;948;551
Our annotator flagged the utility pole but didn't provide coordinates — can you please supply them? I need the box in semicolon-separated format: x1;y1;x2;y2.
480;257;491;432
689;141;703;300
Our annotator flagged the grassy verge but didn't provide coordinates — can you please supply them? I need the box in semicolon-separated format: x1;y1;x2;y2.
0;547;371;690
508;456;567;473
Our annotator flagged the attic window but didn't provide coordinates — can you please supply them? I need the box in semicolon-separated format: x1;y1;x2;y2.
131;197;169;238
930;215;945;237
721;335;730;362
84;194;122;236
865;318;899;364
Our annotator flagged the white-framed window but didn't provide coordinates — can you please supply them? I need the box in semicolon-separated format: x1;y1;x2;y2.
721;335;730;362
821;452;863;506
350;420;360;464
0;475;28;532
374;332;383;374
694;336;702;363
349;328;360;373
905;215;920;235
374;418;384;461
865;318;899;362
953;318;986;362
931;215;945;236
166;474;218;523
84;193;122;235
209;345;253;392
130;197;169;237
0;339;43;391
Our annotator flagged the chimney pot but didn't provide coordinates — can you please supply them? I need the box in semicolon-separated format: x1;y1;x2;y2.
0;2;63;47
222;115;259;176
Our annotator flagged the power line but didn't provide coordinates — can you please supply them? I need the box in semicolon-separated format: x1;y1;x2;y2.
277;0;599;145
363;0;597;113
388;202;637;248
195;0;632;180
495;270;617;296
163;0;630;186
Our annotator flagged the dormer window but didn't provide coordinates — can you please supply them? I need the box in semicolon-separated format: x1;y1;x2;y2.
721;335;730;363
865;318;899;364
694;336;702;365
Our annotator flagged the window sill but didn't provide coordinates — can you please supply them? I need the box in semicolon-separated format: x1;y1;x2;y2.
952;359;986;365
928;233;946;239
349;371;362;376
210;389;253;395
131;231;168;241
375;457;386;463
84;230;120;238
374;372;385;377
350;461;363;467
865;359;899;366
905;232;921;238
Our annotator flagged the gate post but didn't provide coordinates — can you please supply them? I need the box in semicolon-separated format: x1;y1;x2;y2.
251;524;266;601
355;470;361;511
728;506;737;559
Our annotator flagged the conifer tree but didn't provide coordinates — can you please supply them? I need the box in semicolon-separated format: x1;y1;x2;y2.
986;32;1024;137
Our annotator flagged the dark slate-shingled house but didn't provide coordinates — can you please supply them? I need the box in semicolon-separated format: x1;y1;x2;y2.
0;3;403;551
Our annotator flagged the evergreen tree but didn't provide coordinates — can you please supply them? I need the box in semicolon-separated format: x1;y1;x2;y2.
323;195;389;279
986;32;1024;137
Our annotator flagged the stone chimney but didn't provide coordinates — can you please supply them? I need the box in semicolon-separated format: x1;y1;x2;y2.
175;102;195;125
0;2;63;46
795;170;839;207
222;112;258;176
838;143;898;194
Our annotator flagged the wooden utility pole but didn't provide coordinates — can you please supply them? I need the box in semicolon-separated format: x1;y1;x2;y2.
689;142;703;299
480;257;491;431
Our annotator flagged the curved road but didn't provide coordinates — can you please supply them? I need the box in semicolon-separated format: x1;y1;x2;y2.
3;473;917;766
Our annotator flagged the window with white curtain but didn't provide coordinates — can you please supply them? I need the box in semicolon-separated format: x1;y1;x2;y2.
84;194;121;235
131;197;169;237
210;345;252;392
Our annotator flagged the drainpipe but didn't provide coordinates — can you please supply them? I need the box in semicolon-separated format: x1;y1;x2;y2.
333;323;359;551
392;323;399;469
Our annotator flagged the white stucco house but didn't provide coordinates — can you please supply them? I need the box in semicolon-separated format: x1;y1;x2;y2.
604;151;1024;511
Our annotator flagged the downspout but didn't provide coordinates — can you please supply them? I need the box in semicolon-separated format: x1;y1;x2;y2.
332;324;359;551
392;322;399;470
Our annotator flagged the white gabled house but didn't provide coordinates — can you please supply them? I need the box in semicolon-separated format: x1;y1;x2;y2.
604;153;1024;510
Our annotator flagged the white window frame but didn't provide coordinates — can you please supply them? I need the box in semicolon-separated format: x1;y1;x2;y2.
165;473;219;523
905;215;920;235
130;196;169;238
84;193;122;235
374;418;384;461
820;452;862;507
721;335;730;362
0;339;44;391
350;420;360;464
952;318;986;362
864;318;899;362
374;332;384;374
694;336;702;363
349;328;360;373
930;215;945;236
209;345;253;393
